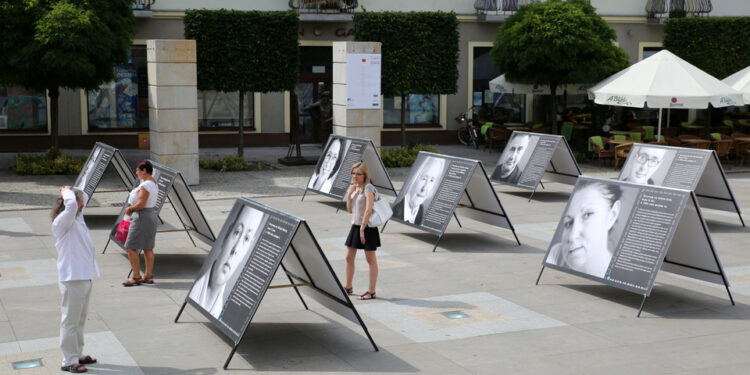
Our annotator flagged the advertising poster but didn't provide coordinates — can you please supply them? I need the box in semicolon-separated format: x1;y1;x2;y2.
186;199;298;342
391;153;477;235
346;53;381;109
115;65;138;128
543;177;689;295
73;143;116;201
408;94;437;124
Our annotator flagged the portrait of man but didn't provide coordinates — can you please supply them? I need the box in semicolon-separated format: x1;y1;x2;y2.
189;205;266;318
621;146;668;185
392;156;447;225
492;133;531;184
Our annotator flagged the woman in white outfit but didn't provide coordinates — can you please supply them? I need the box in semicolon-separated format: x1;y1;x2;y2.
122;160;160;286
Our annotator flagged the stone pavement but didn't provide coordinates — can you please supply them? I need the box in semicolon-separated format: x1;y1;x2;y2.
0;144;750;374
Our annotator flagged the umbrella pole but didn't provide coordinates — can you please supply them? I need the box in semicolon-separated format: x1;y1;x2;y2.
657;108;663;141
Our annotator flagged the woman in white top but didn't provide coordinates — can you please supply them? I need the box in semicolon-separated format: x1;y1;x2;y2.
344;161;380;300
122;160;160;286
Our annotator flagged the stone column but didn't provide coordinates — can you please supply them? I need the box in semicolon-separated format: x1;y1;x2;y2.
147;39;199;185
332;42;383;149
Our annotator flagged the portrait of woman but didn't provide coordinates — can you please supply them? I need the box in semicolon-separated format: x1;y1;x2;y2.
392;156;447;225
546;180;625;279
308;137;348;194
189;205;266;318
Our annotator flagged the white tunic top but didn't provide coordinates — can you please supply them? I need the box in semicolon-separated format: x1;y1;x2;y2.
128;179;159;208
52;190;100;281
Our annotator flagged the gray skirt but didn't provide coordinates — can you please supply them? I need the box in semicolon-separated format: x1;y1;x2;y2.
124;207;157;250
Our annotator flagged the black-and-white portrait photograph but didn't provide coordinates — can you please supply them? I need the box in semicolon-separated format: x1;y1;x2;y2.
308;137;351;194
189;204;267;318
492;133;539;184
74;146;102;193
545;179;638;279
392;155;448;225
619;145;676;186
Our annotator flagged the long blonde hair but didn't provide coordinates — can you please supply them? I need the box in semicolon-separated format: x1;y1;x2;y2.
351;161;371;187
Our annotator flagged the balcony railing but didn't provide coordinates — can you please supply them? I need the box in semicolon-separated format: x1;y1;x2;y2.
645;0;712;19
474;0;544;15
289;0;358;14
132;0;155;10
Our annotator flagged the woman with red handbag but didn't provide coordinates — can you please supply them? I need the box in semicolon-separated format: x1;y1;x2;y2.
122;161;159;286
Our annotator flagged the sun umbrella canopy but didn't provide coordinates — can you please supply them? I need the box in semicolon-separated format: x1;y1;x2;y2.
588;50;742;109
723;65;750;104
489;74;588;95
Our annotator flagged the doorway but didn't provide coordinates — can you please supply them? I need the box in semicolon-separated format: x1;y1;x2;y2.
296;46;332;144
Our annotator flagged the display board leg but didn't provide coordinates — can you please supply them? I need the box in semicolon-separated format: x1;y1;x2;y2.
174;301;187;323
281;264;309;310
737;211;745;227
432;235;444;253
101;238;111;254
512;230;521;246
223;344;240;370
724;282;735;306
453;213;463;228
157;215;165;225
528;188;538;202
301;189;308;202
380;220;388;233
637;296;648;317
535;266;545;285
539;181;545;190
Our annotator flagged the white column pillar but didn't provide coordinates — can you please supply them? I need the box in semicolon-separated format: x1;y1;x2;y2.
147;39;200;185
332;42;383;149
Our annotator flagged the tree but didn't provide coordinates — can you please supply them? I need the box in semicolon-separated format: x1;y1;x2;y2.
491;0;628;134
354;11;459;147
0;0;135;148
184;10;299;157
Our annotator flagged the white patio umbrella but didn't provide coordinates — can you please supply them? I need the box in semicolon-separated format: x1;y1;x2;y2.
489;74;589;95
588;49;743;140
723;65;750;104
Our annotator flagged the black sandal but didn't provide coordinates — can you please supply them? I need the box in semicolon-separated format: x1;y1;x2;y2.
79;355;97;364
344;287;353;295
61;363;87;373
358;291;376;300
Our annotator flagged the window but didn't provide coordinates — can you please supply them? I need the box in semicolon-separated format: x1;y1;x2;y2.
0;86;47;132
87;46;148;130
383;94;440;128
197;91;254;129
473;47;525;123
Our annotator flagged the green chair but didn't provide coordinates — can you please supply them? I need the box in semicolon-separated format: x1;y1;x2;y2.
739;119;749;126
613;134;627;141
532;123;544;130
561;122;574;142
588;135;604;152
629;132;642;142
642;126;655;142
723;119;735;131
710;132;722;140
681;121;691;128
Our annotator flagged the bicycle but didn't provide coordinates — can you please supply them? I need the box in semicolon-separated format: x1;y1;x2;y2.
456;107;481;149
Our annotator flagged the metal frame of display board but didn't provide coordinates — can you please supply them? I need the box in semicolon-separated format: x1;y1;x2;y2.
174;198;377;370
536;177;733;317
74;142;136;205
383;152;520;252
302;135;397;204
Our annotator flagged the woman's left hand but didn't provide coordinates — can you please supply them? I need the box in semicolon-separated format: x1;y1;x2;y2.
125;207;133;215
359;227;366;244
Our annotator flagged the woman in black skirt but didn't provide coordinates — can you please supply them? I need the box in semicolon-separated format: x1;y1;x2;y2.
344;161;380;300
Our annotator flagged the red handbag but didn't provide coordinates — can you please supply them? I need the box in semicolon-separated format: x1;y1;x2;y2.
115;219;130;242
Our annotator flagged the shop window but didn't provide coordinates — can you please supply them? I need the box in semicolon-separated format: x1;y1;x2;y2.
87;46;148;130
197;91;254;130
383;94;440;128
0;86;47;132
473;46;525;123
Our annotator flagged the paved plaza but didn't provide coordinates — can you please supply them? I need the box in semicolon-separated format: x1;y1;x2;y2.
0;145;750;374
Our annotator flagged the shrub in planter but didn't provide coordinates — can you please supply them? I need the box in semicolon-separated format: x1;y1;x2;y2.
14;147;87;175
381;144;441;168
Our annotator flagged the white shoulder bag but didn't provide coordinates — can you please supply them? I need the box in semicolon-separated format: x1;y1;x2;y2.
368;188;393;227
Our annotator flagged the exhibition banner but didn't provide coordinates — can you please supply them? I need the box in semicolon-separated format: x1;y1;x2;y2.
491;131;581;190
346;53;381;109
73;142;135;204
305;135;396;200
618;144;743;225
390;152;519;248
179;198;377;368
542;176;731;305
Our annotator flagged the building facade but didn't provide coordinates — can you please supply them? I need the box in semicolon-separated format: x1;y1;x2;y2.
2;0;747;151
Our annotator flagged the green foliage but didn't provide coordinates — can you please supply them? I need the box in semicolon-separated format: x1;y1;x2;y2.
14;147;87;175
0;0;135;92
491;0;628;86
353;11;459;97
664;18;750;79
381;144;441;168
199;155;247;172
184;9;299;93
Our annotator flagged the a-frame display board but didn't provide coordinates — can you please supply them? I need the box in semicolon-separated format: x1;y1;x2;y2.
73;142;136;205
175;198;377;369
303;135;396;201
104;161;216;252
385;152;520;252
491;131;581;200
537;176;733;317
617;143;744;226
